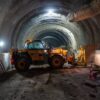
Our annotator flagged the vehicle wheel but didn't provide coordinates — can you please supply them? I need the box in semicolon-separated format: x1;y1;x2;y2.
49;55;64;68
15;58;30;72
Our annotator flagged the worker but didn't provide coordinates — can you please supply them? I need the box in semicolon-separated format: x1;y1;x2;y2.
67;47;75;64
77;45;86;66
67;47;75;57
89;64;100;80
24;39;32;48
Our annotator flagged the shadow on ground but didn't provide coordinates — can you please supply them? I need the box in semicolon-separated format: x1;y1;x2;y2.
0;70;16;82
0;67;55;82
19;67;53;77
0;66;89;83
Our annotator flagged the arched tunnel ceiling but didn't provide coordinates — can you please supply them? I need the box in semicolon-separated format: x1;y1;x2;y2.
0;0;100;52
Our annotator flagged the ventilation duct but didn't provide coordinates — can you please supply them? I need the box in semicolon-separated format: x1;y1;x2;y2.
69;0;100;22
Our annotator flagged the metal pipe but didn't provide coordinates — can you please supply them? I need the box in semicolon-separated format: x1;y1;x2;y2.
69;0;100;22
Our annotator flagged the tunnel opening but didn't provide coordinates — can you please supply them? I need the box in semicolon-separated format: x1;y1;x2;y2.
35;30;70;48
16;22;78;50
11;7;79;50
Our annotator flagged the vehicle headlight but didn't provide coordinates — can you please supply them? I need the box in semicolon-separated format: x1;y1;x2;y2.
44;50;47;53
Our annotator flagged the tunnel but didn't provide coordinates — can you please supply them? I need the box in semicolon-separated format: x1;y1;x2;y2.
1;1;100;100
0;0;100;62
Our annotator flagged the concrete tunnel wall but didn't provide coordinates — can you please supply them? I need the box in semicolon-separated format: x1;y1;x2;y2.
0;53;10;73
0;0;100;70
0;0;99;48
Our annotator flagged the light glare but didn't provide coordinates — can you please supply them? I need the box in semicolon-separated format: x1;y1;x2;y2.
0;41;4;47
47;9;55;15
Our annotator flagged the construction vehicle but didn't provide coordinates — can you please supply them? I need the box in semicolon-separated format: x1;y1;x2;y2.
10;40;86;71
10;40;70;71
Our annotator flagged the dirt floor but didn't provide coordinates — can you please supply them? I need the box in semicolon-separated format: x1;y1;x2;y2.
0;67;100;100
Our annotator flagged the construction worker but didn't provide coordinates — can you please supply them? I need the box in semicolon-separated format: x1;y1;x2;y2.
77;45;86;66
89;48;100;80
24;39;32;48
67;47;75;64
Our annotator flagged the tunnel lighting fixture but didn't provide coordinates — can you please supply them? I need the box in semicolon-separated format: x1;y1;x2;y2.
48;9;54;14
47;9;55;16
0;41;5;47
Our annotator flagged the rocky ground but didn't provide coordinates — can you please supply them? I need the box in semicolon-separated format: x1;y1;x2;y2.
0;67;100;100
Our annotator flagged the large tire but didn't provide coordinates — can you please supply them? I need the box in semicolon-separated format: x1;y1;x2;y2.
49;55;64;68
15;58;30;72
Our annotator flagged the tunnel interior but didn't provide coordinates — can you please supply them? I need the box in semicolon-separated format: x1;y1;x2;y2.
12;7;96;50
1;1;100;100
0;0;100;62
